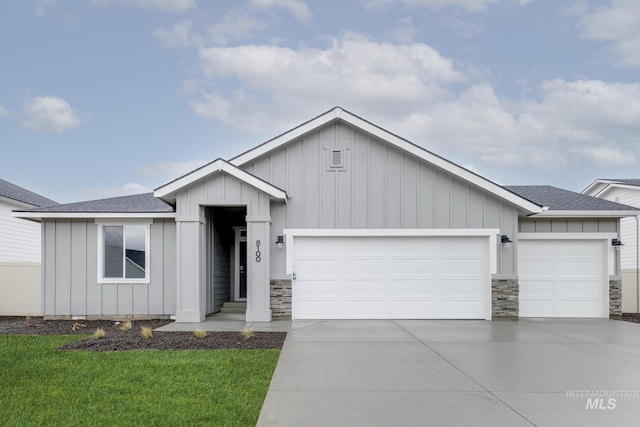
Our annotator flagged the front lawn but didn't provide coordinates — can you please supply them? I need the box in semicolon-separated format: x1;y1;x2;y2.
0;335;280;426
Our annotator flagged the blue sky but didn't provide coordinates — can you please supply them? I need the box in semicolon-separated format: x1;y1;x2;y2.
1;0;639;204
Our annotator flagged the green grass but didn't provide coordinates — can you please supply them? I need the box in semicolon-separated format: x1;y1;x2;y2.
0;335;280;427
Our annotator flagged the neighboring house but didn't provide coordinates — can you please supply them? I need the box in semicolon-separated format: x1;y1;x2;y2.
15;107;640;322
582;179;640;314
1;178;57;315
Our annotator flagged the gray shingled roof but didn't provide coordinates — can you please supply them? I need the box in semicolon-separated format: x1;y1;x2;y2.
505;185;639;211
17;193;174;213
0;178;58;207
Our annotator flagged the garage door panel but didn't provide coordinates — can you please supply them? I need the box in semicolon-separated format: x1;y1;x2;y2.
519;280;554;297
342;280;386;297
343;301;388;318
439;301;485;318
555;300;603;317
556;280;601;297
519;239;606;318
556;261;601;277
440;279;486;297
520;299;554;317
391;280;438;296
296;258;341;275
519;260;553;276
438;258;486;275
292;235;490;320
389;258;439;275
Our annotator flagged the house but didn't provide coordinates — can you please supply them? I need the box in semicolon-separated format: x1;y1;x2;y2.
15;107;640;322
582;179;640;315
1;178;57;316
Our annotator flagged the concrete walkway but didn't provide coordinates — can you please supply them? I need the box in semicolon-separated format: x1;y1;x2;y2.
257;318;640;427
154;312;291;332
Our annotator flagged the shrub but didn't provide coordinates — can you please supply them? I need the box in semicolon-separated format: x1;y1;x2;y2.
140;326;153;339
194;330;207;339
240;328;254;339
93;328;105;339
120;320;133;331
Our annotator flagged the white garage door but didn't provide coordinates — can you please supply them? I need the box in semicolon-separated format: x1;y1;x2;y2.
291;236;490;320
518;239;607;318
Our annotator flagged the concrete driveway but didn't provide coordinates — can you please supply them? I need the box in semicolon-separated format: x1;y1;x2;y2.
257;319;640;427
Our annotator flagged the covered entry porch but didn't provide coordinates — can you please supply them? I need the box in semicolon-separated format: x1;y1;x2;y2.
153;159;288;323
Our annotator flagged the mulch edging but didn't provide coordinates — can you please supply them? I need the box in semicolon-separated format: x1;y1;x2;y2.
0;317;286;351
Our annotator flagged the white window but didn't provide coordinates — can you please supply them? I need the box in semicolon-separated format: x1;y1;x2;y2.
97;222;151;283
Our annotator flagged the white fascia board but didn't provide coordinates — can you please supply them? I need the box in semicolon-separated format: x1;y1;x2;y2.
14;212;175;220
529;210;640;218
230;107;542;214
154;159;287;201
230;110;339;166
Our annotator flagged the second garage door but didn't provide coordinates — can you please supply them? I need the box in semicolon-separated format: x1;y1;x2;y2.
518;239;607;318
291;235;490;320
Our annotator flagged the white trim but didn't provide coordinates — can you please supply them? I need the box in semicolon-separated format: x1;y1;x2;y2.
96;222;151;284
518;233;614;318
230;107;543;214
518;232;617;276
284;228;499;277
529;210;639;218
154;158;287;200
285;228;497;321
15;212;175;220
234;227;247;302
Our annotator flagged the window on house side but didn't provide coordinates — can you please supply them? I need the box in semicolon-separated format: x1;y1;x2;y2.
101;224;148;281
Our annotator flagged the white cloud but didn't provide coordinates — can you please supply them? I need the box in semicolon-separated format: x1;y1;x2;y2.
83;183;151;199
22;96;82;133
250;0;312;21
193;33;466;130
154;20;197;48
33;0;55;17
91;0;196;13
577;0;640;67
0;105;8;117
387;17;417;43
365;0;533;12
138;160;207;180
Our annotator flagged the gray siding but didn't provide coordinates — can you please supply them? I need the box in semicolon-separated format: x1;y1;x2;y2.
205;209;230;314
241;122;521;277
175;173;269;221
42;219;176;318
518;219;619;233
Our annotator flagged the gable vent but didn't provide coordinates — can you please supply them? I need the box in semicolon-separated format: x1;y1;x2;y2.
330;149;343;168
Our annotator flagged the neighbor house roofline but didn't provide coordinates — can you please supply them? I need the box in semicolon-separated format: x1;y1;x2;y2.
582;179;640;198
229;107;544;214
154;158;288;202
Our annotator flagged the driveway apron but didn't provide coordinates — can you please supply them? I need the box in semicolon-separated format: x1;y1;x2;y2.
257;319;640;427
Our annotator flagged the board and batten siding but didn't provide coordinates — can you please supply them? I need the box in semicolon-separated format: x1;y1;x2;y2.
240;121;520;277
42;219;176;319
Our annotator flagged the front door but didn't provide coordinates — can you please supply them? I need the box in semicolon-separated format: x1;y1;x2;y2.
235;227;247;301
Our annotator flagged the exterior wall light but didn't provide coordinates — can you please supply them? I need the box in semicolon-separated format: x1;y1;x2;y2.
275;235;285;249
612;238;624;249
501;235;513;248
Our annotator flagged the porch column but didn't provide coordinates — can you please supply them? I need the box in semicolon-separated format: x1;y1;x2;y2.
246;217;272;322
174;210;206;323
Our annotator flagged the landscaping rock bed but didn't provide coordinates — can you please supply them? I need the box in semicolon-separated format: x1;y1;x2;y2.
0;317;286;351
